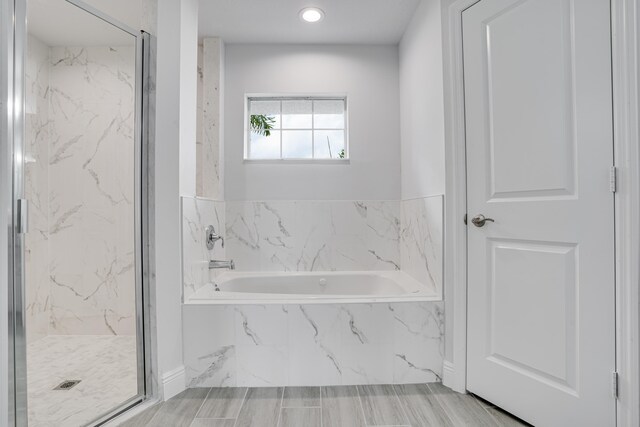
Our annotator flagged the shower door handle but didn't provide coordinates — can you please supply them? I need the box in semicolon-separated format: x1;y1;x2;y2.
17;199;28;234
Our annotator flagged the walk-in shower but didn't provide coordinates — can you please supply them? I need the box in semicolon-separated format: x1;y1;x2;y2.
7;0;150;425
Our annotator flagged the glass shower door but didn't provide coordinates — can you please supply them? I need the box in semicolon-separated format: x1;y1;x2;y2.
16;0;146;425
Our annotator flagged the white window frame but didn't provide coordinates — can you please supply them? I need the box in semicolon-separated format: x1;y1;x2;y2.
243;94;349;163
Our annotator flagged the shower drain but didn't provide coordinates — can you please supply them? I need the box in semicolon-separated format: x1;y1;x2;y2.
53;380;81;391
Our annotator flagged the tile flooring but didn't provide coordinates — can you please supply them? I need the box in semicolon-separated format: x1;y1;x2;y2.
27;335;138;427
118;383;530;427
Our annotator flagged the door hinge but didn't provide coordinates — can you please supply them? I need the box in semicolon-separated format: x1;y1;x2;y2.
612;371;619;399
17;199;28;234
464;214;468;225
610;166;617;193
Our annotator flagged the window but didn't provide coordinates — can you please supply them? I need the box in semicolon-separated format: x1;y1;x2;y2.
245;96;348;160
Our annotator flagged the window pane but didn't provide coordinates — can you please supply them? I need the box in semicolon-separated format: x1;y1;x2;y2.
250;100;281;129
282;100;312;129
314;100;345;129
282;130;312;158
314;130;345;159
249;131;280;159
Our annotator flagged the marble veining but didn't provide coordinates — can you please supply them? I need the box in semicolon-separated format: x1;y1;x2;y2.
201;38;224;200
184;301;444;388
182;197;226;300
25;35;52;343
181;196;444;300
225;200;401;273
24;35;138;338
401;196;444;294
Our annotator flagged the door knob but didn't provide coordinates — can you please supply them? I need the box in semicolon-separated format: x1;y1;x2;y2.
471;214;495;228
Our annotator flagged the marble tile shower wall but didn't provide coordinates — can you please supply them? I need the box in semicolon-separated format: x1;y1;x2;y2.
48;45;137;335
184;301;444;387
24;37;137;340
25;35;51;343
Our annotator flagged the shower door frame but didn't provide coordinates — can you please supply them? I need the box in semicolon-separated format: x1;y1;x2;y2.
8;0;153;425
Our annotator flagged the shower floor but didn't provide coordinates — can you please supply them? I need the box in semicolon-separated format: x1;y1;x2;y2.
27;335;138;427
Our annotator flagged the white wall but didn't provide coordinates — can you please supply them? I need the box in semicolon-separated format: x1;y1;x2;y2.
399;0;446;199
155;0;198;399
224;44;401;201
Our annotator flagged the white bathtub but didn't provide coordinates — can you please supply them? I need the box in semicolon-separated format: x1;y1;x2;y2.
186;270;440;304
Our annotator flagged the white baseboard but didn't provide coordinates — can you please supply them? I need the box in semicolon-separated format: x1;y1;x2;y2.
442;360;466;393
162;365;186;400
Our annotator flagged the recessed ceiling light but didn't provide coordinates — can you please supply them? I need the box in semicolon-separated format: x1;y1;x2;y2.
300;7;324;23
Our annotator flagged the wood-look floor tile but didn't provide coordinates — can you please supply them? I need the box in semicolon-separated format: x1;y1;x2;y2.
196;387;247;419
190;419;236;427
357;384;409;426
235;387;283;427
394;384;454;426
117;403;162;427
279;407;321;427
486;406;532;427
321;386;366;427
282;387;321;407
428;383;497;426
146;388;209;427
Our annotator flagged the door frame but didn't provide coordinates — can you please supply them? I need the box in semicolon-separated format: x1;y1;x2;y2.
441;0;640;425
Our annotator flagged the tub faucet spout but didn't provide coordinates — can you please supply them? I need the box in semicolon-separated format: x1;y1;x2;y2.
209;259;235;270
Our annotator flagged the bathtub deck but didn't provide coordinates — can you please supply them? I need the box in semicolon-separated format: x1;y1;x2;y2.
117;384;530;427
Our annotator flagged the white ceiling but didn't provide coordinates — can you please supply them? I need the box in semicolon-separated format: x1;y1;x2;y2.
27;0;139;46
198;0;422;45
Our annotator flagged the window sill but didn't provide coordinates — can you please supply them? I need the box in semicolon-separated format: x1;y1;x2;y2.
243;158;351;165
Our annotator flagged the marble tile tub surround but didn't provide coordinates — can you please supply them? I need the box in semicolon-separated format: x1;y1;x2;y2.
182;197;226;300
225;200;402;273
401;195;444;292
24;36;137;338
181;195;444;297
183;301;444;387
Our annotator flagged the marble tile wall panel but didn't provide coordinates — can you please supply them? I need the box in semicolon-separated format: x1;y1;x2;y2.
182;197;226;300
24;35;51;343
47;45;137;335
400;196;444;295
183;301;444;388
196;44;204;197
225;201;401;273
201;38;224;200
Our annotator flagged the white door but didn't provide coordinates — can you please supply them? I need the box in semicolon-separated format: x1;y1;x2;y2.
463;0;616;426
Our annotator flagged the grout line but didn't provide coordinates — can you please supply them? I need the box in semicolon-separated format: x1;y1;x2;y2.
319;386;323;427
479;403;503;426
425;383;457;426
275;387;285;427
391;384;412;426
470;392;496;409
279;406;323;409
190;387;213;426
355;385;369;426
145;403;164;426
474;398;531;427
232;387;249;427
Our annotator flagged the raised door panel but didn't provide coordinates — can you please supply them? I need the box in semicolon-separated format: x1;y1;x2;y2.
483;0;577;200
